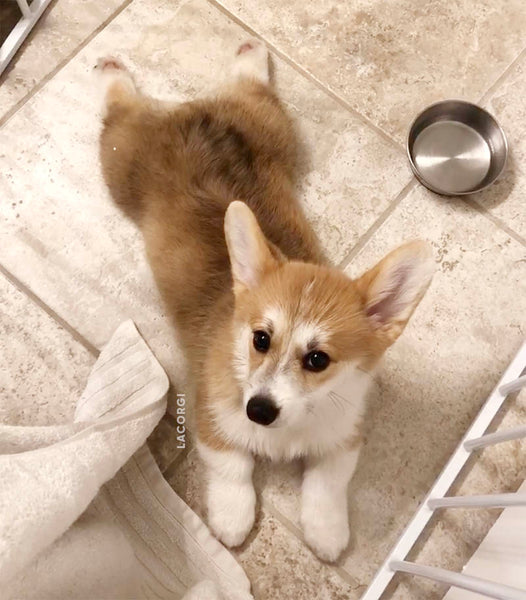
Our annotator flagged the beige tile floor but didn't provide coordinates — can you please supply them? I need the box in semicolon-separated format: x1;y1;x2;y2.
1;0;525;598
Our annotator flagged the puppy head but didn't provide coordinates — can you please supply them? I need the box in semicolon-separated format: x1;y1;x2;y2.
225;201;435;429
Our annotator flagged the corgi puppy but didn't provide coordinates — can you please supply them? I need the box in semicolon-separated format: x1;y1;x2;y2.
96;40;434;562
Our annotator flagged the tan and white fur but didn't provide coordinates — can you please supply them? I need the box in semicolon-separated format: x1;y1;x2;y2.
96;40;435;562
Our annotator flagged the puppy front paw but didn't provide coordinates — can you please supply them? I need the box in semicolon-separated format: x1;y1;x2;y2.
207;480;256;547
301;502;349;562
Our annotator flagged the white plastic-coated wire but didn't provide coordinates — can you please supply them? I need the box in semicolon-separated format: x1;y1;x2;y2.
428;493;526;510
500;374;526;396
16;0;32;18
390;561;526;600
465;424;526;451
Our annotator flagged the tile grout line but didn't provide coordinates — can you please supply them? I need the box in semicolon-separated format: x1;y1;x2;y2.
478;45;526;105
469;44;526;249
205;0;404;155
0;262;100;357
337;179;417;270
464;199;526;247
0;0;135;130
261;497;364;591
260;496;304;539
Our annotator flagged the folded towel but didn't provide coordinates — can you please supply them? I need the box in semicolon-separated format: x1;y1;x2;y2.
0;320;252;600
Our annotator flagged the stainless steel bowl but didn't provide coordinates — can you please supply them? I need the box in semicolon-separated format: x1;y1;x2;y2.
407;100;508;195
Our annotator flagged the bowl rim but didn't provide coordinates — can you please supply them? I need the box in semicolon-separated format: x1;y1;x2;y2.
406;99;508;196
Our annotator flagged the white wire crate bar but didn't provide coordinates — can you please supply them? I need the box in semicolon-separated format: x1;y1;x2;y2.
391;562;526;600
361;340;526;600
0;0;53;77
429;493;526;510
465;424;526;451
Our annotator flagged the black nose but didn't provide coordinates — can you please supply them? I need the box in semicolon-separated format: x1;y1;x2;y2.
246;395;279;425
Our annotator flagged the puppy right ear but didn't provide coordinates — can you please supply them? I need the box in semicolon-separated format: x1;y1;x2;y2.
224;201;278;294
356;240;435;345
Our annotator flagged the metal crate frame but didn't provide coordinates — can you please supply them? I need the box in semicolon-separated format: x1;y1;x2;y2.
0;0;53;77
362;341;526;600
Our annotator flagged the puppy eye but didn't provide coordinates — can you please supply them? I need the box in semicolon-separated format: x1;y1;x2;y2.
253;330;271;353
303;351;330;372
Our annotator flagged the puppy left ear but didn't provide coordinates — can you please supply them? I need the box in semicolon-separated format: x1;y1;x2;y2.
224;201;278;294
356;241;435;344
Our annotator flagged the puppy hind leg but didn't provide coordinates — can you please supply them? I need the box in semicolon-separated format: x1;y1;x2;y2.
232;38;270;85
94;56;137;116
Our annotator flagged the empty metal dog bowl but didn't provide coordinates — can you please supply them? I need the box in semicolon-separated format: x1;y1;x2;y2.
407;100;508;195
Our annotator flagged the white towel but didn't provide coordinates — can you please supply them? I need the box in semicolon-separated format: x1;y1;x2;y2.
0;320;253;600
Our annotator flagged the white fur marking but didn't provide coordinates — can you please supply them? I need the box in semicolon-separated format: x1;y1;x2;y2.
293;321;329;349
301;448;360;561
233;324;251;383
197;442;256;547
263;306;285;333
232;39;269;84
94;56;135;116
